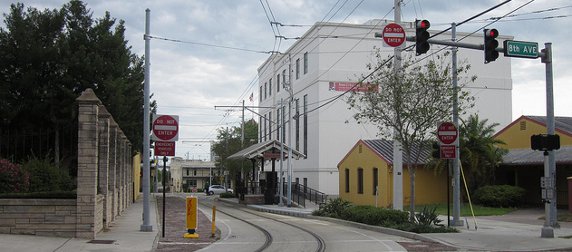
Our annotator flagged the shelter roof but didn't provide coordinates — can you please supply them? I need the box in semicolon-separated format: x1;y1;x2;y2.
501;146;572;166
227;139;305;160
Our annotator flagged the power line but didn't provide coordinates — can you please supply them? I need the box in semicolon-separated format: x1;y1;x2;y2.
147;35;272;54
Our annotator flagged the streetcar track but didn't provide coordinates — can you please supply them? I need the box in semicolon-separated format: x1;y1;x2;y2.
205;199;326;252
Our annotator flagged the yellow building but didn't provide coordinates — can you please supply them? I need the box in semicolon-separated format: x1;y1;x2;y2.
338;139;447;207
494;115;572;206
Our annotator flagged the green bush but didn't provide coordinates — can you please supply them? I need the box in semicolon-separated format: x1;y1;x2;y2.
415;206;442;227
341;205;409;227
473;185;525;207
220;192;235;198
0;159;29;193
22;157;74;192
313;198;352;218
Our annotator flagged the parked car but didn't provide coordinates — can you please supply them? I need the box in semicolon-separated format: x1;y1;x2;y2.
207;185;232;195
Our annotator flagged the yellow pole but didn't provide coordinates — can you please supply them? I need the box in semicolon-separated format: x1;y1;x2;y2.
183;196;199;238
211;205;216;238
460;164;478;230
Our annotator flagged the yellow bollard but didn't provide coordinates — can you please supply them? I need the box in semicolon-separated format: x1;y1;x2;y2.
211;205;216;238
183;196;199;238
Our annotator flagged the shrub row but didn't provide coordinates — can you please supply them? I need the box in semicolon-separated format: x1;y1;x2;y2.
473;185;525;208
0;157;74;195
313;198;457;233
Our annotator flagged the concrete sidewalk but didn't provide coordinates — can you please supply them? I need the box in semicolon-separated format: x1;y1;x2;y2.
0;196;160;252
424;211;572;251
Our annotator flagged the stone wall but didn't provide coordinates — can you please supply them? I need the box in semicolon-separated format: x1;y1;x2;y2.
0;199;77;237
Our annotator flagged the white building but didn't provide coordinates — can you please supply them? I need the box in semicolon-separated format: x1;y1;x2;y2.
170;157;216;192
257;20;512;196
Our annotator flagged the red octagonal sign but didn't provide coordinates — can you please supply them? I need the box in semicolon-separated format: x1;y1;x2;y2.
382;23;406;47
152;115;179;141
437;122;458;145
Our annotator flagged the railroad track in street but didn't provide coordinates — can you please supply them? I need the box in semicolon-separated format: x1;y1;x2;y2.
200;198;325;252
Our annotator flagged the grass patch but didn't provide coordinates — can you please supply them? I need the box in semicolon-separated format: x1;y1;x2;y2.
416;203;516;216
539;211;572;222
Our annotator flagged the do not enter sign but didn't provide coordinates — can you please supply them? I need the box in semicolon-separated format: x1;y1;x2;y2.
437;122;458;145
382;23;406;47
152;115;179;141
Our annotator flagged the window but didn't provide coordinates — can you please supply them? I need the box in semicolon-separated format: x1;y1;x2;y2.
282;69;286;85
296;177;300;185
303;52;308;74
193;170;197;176
295;58;300;79
358;168;364;194
373;168;379;195
295;99;300;150
259;115;263;142
345;169;350;193
277;74;280;93
303;178;308;193
186;169;189;176
189;179;197;187
259;86;263;102
282;105;286;144
264;82;267;99
276;108;280;140
303;94;307;157
269;78;272;96
264;114;267;141
268;112;272;140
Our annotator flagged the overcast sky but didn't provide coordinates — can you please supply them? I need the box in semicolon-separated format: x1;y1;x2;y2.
1;0;570;159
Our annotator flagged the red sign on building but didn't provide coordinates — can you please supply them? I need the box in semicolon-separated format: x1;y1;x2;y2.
329;82;378;92
154;141;175;157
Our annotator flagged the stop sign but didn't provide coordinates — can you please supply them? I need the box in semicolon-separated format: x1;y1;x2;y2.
382;23;406;47
152;115;179;141
437;122;458;145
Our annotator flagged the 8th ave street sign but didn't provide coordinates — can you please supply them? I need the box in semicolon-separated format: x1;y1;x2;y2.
504;40;538;59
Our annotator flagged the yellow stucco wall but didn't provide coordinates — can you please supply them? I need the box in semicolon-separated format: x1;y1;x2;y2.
339;141;447;207
133;153;141;200
495;117;572;149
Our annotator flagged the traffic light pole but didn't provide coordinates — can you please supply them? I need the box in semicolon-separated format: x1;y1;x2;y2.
450;23;463;227
541;43;556;238
392;0;404;211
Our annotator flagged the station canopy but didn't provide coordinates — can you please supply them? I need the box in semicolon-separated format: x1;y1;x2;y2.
227;140;306;160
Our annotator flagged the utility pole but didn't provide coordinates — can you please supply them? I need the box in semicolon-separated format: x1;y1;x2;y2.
279;98;285;206
451;23;463;226
541;42;556;238
392;0;404;211
140;8;152;232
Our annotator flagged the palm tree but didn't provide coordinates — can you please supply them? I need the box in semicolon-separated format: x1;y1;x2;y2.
459;114;507;195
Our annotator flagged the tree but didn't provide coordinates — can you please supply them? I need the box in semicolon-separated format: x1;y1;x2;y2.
347;50;474;219
211;119;258;186
0;1;151;171
459;114;507;195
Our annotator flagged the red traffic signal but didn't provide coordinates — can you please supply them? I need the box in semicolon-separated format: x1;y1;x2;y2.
484;28;499;63
415;19;431;55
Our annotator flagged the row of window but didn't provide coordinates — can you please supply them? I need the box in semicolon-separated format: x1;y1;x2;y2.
259;52;308;102
259;94;308;157
344;167;379;195
184;169;213;177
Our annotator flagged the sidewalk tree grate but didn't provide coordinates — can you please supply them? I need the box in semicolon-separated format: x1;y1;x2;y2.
88;240;116;244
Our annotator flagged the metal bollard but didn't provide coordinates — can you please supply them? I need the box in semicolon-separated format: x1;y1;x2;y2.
183;196;199;238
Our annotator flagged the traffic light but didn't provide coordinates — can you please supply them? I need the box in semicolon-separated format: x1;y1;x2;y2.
431;142;440;159
484;29;499;63
415;19;430;55
531;134;560;151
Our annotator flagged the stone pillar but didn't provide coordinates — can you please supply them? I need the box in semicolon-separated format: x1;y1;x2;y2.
127;143;133;205
109;121;118;221
117;132;124;214
121;136;128;211
98;107;111;229
76;88;101;239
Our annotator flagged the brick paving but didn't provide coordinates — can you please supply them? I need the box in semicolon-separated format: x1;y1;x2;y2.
156;196;218;252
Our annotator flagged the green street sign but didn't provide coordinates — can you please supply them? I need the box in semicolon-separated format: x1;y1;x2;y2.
503;40;538;59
